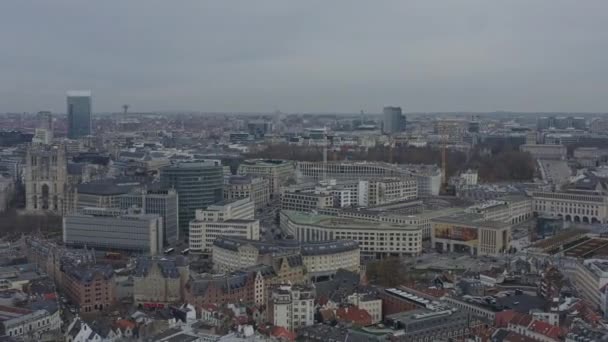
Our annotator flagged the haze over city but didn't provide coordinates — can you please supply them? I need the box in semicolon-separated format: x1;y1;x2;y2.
4;2;608;342
2;0;608;113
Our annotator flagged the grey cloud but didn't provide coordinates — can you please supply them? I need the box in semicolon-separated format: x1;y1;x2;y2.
1;0;608;113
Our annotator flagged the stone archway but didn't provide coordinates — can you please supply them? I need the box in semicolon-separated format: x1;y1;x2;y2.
592;217;600;224
574;216;581;223
583;216;590;224
565;215;571;221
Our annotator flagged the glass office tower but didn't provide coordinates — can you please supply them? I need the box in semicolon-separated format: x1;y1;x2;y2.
160;161;224;241
67;90;92;139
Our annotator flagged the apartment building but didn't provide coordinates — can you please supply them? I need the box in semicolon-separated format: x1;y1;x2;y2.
347;293;383;324
269;285;315;331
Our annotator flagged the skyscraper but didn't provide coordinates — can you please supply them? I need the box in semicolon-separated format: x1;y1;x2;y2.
382;106;406;135
160;161;224;241
67;90;92;139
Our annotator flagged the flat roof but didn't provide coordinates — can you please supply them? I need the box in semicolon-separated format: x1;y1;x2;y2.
563;238;608;258
531;229;588;250
431;212;510;229
66;90;91;97
281;210;418;231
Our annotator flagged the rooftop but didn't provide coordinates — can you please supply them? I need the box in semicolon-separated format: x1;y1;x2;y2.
281;210;418;231
67;90;91;97
431;212;510;229
213;236;358;256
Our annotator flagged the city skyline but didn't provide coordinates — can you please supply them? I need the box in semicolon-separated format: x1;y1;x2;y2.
2;0;608;113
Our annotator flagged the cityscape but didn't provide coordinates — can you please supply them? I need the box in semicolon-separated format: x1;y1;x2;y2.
3;1;608;342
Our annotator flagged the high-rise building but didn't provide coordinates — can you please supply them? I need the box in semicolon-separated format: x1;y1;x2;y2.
160;161;224;240
67;90;92;139
382;106;406;135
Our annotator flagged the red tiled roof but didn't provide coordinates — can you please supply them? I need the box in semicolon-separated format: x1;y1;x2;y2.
336;306;372;326
115;319;136;331
508;312;533;328
270;326;296;341
504;331;537;342
495;310;516;327
529;320;562;339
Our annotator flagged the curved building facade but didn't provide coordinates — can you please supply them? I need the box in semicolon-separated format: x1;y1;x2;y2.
280;210;422;258
212;237;360;278
160;161;224;240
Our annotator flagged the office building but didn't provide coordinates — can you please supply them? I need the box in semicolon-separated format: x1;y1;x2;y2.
572;259;608;311
188;198;259;253
212;237;360;278
434;119;469;144
281;189;335;212
385;308;482;341
63;207;163;255
297;161;436;197
76;178;143;209
269;285;315;331
66;90;92;139
431;212;512;256
237;159;295;196
382;106;406;134
521;144;567;160
280;210;423;258
532;190;607;224
160;161;224;240
296;161;410;181
224;175;270;210
120;186;179;245
465;195;533;225
347;293;383;324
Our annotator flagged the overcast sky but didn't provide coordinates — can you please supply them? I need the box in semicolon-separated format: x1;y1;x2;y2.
2;0;608;114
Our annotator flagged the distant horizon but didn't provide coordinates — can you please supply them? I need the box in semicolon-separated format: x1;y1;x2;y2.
4;110;608;117
3;1;608;113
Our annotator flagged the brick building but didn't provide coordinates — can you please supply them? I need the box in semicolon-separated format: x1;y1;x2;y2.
62;264;114;313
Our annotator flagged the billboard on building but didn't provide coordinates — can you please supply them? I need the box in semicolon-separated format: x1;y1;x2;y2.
434;225;478;241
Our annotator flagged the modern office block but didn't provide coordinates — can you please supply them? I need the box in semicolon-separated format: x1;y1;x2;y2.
67;90;92;139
